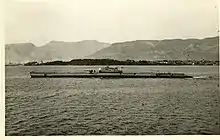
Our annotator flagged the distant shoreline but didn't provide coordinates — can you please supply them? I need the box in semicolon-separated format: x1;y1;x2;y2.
6;59;219;66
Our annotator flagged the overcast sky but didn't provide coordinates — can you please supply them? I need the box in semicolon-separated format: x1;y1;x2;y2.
4;0;219;46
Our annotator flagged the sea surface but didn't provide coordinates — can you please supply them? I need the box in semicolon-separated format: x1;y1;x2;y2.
5;65;220;135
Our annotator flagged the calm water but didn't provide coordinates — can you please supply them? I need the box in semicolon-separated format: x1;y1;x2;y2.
5;66;220;135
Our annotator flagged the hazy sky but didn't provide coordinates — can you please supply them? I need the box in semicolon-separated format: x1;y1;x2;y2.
4;0;219;46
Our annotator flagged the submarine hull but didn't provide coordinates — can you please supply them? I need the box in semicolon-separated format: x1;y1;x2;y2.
30;72;193;78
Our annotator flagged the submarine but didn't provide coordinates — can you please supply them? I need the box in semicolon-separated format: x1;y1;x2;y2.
29;66;193;78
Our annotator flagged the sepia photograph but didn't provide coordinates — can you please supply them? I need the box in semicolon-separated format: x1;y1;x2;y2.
3;0;220;136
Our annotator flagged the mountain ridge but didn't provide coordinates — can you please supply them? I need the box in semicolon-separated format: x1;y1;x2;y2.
89;36;219;61
5;36;219;63
5;40;110;63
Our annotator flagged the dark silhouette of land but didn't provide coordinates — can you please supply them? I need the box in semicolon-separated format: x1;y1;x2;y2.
23;59;219;66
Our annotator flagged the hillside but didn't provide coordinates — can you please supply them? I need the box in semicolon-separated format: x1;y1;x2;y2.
5;40;110;64
5;43;37;63
5;37;219;64
89;36;219;61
